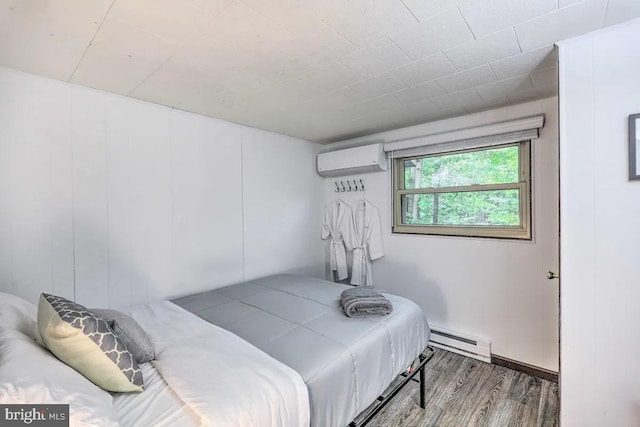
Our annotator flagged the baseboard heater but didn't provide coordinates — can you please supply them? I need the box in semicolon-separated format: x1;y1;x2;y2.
428;326;491;363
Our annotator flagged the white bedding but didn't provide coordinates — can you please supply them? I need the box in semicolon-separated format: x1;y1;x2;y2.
120;301;310;427
112;363;200;427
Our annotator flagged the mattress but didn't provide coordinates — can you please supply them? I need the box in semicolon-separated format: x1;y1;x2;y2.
173;274;430;427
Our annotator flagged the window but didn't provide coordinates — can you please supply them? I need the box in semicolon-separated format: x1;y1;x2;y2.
393;141;531;239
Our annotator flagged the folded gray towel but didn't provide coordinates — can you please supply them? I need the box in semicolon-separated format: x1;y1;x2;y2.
341;286;393;318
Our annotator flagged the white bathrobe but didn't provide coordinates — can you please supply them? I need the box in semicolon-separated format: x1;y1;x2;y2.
351;200;384;286
321;200;355;281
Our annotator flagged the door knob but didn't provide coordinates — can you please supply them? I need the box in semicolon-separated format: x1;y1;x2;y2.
547;271;559;280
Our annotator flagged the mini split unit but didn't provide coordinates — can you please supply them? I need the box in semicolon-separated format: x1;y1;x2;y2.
316;143;388;177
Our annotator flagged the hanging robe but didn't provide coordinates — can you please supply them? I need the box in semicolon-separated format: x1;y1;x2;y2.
321;200;355;281
351;200;384;286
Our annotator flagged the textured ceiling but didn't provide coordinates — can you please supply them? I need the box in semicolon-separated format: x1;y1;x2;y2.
1;0;639;143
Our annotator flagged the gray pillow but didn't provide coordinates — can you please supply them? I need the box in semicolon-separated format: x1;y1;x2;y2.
38;294;144;392
91;309;155;364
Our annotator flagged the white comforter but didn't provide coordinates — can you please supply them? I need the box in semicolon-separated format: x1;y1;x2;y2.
121;301;310;427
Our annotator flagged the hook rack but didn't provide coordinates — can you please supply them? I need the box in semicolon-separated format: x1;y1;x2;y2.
334;179;365;193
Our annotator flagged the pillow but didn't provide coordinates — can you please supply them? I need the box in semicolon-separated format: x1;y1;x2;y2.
37;293;144;393
0;328;119;426
0;291;38;339
91;308;155;364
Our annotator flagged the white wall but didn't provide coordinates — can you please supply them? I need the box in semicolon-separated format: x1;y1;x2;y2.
559;18;640;427
322;98;560;371
0;67;324;308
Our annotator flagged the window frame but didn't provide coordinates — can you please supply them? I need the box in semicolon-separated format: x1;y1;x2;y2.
392;140;532;240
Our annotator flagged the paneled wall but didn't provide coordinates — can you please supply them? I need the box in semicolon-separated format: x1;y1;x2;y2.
0;67;324;308
321;98;560;371
559;18;640;427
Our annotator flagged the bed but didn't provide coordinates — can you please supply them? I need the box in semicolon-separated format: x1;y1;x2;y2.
0;294;310;427
172;274;431;427
0;274;430;427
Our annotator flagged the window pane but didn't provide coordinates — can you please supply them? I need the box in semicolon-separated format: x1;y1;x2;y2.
401;189;521;226
404;145;519;189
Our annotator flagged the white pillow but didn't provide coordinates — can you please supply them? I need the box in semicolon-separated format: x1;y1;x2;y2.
0;292;38;339
0;328;119;426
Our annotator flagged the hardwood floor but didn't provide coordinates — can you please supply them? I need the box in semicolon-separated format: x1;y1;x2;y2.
368;349;559;427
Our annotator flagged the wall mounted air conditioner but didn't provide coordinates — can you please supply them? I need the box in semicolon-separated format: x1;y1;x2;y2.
317;143;388;177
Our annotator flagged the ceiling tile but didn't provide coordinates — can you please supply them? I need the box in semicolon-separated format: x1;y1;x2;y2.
400;0;458;22
89;16;179;61
233;104;317;138
391;52;456;86
444;27;521;71
215;71;298;107
530;65;558;88
0;0;111;80
280;26;356;65
475;74;532;100
339;73;408;99
419;106;467;123
197;1;294;58
458;0;557;37
338;38;411;78
71;48;156;96
383;81;446;105
71;16;178;94
435;64;497;93
239;1;356;59
604;0;640;25
507;83;558;104
391;103;467;129
559;0;582;7
254;60;319;86
129;62;258;124
130;65;215;111
428;88;483;110
345;109;404;132
293;62;363;94
0;0;111;38
337;97;397;120
515;0;608;52
337;80;445;120
233;0;325;32
321;0;417;47
268;78;325;101
172;44;256;74
296;41;358;70
490;45;556;80
389;100;438;120
109;0;232;45
389;8;474;60
461;96;511;113
316;117;392;143
0;25;87;81
136;64;297;124
297;90;368;115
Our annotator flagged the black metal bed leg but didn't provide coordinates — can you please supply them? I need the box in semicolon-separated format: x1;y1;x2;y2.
349;347;434;427
419;355;426;409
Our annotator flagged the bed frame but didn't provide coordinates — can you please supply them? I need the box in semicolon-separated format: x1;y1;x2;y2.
349;346;435;427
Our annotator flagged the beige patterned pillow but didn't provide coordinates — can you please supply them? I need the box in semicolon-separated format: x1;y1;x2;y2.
37;294;144;393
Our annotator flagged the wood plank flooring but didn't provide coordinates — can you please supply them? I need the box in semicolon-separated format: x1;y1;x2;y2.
367;348;559;427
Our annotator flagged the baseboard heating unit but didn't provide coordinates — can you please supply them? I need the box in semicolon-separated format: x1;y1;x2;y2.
428;326;491;363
